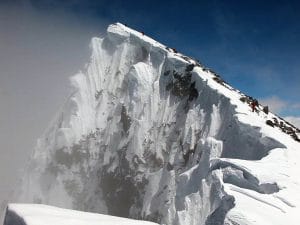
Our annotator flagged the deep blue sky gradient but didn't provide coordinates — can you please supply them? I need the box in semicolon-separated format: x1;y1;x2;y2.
8;0;300;116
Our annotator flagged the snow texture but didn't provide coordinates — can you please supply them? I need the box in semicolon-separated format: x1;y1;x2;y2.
15;23;300;225
4;204;158;225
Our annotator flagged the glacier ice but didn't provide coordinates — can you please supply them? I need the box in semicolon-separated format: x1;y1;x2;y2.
14;23;300;225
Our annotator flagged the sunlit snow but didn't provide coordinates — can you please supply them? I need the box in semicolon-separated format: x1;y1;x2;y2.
10;22;300;225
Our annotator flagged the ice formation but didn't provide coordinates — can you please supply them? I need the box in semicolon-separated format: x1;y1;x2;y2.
13;23;300;225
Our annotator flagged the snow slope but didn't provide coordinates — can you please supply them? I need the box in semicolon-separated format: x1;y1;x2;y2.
15;23;300;225
4;204;158;225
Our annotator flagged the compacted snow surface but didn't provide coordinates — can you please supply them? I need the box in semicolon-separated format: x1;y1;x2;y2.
4;204;158;225
13;23;300;225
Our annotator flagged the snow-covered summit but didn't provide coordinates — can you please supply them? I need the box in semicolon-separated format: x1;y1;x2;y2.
107;23;165;47
15;23;300;225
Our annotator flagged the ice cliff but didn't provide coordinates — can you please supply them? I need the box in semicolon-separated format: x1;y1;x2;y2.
15;23;300;225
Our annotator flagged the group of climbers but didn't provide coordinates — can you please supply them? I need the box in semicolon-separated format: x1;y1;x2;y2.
240;96;300;142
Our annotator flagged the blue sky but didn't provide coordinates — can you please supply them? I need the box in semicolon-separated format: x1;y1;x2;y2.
27;0;300;117
0;0;299;210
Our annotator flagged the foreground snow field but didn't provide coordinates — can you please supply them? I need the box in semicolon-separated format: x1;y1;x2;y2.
4;204;158;225
14;23;300;225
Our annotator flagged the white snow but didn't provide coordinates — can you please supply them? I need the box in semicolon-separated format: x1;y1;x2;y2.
4;204;158;225
14;22;300;225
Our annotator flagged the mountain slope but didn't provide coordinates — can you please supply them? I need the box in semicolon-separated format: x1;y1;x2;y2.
16;23;300;225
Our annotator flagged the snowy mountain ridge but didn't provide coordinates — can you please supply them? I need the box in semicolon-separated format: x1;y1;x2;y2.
13;22;300;225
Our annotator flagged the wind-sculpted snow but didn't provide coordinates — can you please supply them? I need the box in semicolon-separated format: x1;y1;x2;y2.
16;23;300;225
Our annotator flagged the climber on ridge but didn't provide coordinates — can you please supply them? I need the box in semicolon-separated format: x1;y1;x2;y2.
251;99;259;112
